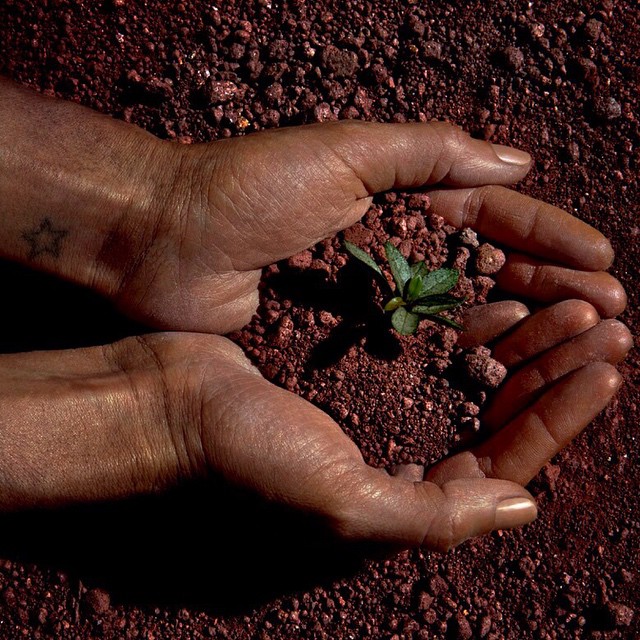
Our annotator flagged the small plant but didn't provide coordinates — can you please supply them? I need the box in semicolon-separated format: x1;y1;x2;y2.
343;240;465;335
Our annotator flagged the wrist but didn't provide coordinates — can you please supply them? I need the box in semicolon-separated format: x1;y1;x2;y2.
0;78;175;298
0;333;211;511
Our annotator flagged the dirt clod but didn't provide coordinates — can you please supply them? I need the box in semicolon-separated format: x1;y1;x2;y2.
462;347;507;388
84;588;110;615
475;243;506;275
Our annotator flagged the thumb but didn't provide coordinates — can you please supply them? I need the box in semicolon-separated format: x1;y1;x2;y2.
344;466;537;551
302;120;532;194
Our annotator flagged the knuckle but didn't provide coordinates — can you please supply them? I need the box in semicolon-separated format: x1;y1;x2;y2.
427;509;462;552
430;120;465;138
325;485;368;541
461;185;492;227
428;123;469;183
529;263;550;292
320;469;375;542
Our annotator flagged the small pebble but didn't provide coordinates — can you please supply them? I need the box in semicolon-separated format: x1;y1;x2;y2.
501;46;524;71
475;243;506;275
459;228;479;248
320;45;359;78
85;588;111;615
463;347;507;388
287;250;313;269
606;602;634;627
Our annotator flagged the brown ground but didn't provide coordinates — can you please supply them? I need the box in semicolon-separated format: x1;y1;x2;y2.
0;1;638;639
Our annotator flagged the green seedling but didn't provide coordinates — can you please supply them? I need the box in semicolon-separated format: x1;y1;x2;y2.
343;240;465;335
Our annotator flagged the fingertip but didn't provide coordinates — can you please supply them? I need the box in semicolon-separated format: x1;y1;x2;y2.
568;299;601;328
494;496;538;530
611;321;634;355
491;143;532;168
594;319;634;361
458;301;531;348
580;361;623;393
593;236;615;271
599;277;628;318
422;479;538;551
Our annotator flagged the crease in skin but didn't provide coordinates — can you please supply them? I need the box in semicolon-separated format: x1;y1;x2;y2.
484;320;632;430
491;300;600;368
497;254;627;318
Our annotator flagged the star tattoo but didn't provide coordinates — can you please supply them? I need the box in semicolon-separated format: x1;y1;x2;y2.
22;218;69;261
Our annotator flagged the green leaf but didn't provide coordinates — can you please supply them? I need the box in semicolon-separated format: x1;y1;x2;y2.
414;293;464;307
427;314;464;330
405;275;424;303
384;242;411;293
419;268;459;297
410;261;429;278
412;300;463;315
391;307;419;335
384;296;405;311
343;241;383;276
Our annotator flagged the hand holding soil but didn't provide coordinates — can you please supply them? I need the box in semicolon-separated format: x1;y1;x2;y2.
0;78;631;552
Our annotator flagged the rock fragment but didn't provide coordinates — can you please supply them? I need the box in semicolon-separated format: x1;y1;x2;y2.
463;347;507;388
85;588;111;615
320;45;359;79
501;46;524;71
475;243;506;274
606;602;634;627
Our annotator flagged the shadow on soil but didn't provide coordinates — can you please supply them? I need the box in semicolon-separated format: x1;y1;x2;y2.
263;260;402;367
0;258;147;353
0;260;373;614
0;482;370;614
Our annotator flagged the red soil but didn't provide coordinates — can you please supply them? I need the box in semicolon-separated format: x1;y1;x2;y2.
0;1;637;638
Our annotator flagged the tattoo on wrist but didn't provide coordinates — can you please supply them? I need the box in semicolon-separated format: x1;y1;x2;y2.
21;218;69;260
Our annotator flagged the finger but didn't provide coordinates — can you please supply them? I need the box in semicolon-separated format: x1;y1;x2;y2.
483;320;631;430
473;363;622;485
349;467;537;551
204;354;537;551
491;300;600;368
302;120;532;193
496;254;627;318
457;301;530;348
391;463;425;482
416;479;537;551
428;186;613;271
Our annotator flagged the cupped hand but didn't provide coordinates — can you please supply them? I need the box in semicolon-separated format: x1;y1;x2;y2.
109;120;626;333
1;303;629;551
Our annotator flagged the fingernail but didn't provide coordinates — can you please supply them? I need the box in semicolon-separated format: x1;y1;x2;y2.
492;144;531;165
495;497;537;529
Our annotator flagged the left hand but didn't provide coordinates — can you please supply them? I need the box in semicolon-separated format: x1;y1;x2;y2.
109;120;626;332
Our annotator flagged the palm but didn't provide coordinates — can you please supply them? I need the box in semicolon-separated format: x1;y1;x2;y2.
197;124;370;269
114;120;624;334
193;298;629;549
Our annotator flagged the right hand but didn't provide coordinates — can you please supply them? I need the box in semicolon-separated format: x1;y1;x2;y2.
0;300;630;551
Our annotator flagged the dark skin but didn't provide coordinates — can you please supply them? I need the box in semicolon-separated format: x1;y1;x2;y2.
0;78;631;550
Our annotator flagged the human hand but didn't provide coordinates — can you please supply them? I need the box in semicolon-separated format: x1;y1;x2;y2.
2;82;625;333
116;119;625;333
0;306;629;550
1;81;630;550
